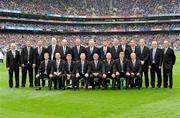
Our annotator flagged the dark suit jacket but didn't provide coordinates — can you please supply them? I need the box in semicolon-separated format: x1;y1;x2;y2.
64;61;76;74
76;60;91;74
90;60;104;74
163;48;176;69
86;46;100;61
21;46;35;66
119;44;131;59
129;46;140;59
103;60;115;74
51;59;66;74
99;46;111;60
35;47;46;66
38;60;52;75
47;45;60;60
59;46;72;60
127;59;142;73
6;50;21;69
138;46;150;67
72;45;86;61
114;59;128;73
149;48;163;68
111;45;122;60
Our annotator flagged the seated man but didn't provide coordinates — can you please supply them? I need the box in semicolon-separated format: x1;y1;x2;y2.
114;52;129;89
51;52;66;90
90;53;104;89
102;53;116;89
64;54;77;90
76;53;91;89
36;52;52;90
127;53;142;89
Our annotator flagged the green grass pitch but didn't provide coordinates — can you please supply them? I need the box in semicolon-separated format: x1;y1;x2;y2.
0;52;180;118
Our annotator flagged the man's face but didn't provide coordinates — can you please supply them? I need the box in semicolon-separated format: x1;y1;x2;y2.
131;53;136;60
80;53;86;60
119;52;125;59
37;40;43;47
11;44;16;50
139;39;145;46
55;53;61;59
130;40;135;47
103;40;108;47
163;40;169;48
93;54;99;60
106;53;112;60
26;41;31;47
51;38;57;45
152;41;157;48
66;55;72;60
44;53;49;60
121;37;127;45
89;40;94;47
75;38;81;46
113;38;119;46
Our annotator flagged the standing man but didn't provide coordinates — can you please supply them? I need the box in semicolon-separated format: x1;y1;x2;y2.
59;39;72;60
86;39;100;61
6;43;21;88
111;38;121;60
120;36;130;59
72;38;86;61
34;40;46;87
149;41;163;88
47;37;60;60
21;40;36;87
162;40;176;88
99;39;111;60
129;39;139;59
138;39;150;88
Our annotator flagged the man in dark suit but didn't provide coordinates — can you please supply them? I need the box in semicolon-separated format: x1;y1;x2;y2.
36;52;52;90
76;53;91;89
138;39;150;88
86;39;100;61
6;43;21;88
59;39;72;60
90;53;104;89
47;37;60;60
102;53;116;89
99;39;111;60
149;41;163;88
34;40;46;87
72;38;86;61
127;53;142;89
21;40;36;87
114;52;129;89
162;40;176;88
120;36;131;59
64;54;77;90
111;38;122;60
129;39;139;59
51;52;66;90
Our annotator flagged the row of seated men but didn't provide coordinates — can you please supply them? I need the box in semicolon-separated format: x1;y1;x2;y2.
6;37;176;90
36;51;141;90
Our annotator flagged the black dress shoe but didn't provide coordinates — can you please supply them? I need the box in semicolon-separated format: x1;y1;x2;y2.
36;87;41;90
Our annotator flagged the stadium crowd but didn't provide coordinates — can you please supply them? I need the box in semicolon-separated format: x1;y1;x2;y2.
0;0;179;16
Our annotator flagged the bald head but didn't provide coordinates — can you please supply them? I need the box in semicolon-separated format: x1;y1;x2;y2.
151;41;158;48
51;37;57;45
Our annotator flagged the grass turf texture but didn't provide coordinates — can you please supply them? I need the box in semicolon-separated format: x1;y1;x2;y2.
0;52;180;118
